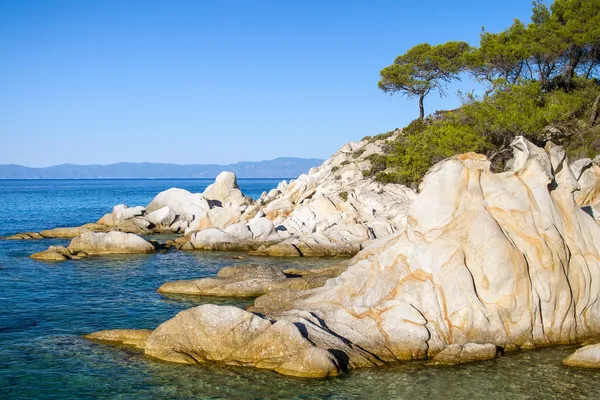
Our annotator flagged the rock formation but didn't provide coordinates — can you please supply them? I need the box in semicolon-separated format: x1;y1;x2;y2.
13;134;416;258
31;231;155;261
157;263;349;297
571;155;600;221
427;343;501;365
173;133;416;256
563;343;600;368
87;137;600;377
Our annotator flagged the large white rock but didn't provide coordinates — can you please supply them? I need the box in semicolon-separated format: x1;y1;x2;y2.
146;188;210;222
68;231;155;254
145;206;177;227
563;344;600;368
112;205;146;222
202;171;247;208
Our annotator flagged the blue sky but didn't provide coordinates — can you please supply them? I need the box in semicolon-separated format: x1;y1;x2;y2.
0;0;535;167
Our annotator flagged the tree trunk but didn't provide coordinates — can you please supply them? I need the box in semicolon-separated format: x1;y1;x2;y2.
484;80;497;98
563;46;582;90
591;92;600;127
419;93;425;120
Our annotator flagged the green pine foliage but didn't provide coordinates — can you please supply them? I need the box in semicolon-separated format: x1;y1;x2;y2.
371;0;600;186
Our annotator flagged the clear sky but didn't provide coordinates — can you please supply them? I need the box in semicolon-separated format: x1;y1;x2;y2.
0;0;536;167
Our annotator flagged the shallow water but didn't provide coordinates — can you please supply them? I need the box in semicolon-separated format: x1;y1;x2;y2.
1;179;599;399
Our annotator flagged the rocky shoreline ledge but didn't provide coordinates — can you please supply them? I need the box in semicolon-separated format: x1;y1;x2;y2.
79;136;600;377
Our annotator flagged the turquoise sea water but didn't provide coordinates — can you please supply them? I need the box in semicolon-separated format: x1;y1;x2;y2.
1;179;599;399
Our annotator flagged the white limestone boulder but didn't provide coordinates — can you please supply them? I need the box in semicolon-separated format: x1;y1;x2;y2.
563;344;600;368
146;188;210;222
67;231;155;255
145;206;177;227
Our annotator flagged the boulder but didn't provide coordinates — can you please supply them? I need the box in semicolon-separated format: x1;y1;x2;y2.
145;206;177;227
157;264;338;297
31;246;73;261
146;188;209;222
67;232;155;255
39;226;91;238
112;204;146;222
571;156;600;221
563;344;600;368
428;343;500;365
202;171;247;208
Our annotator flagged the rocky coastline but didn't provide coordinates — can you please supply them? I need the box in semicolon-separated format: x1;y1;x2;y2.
79;136;600;376
7;133;600;376
15;133;415;260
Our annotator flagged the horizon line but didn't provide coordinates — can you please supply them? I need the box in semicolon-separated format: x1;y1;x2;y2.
0;156;325;169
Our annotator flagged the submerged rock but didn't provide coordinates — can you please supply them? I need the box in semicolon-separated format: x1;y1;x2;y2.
85;329;153;350
86;137;600;377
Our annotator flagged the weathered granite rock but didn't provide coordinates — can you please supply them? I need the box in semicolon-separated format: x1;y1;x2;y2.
68;232;155;255
179;216;287;251
11;134;415;257
157;263;345;297
145;206;177;228
5;232;43;240
563;344;600;368
31;246;74;261
32;232;155;261
571;156;600;221
85;329;153;350
175;133;416;255
87;137;600;377
202;171;248;208
146;188;210;219
94;305;379;378
40;226;92;238
428;343;500;365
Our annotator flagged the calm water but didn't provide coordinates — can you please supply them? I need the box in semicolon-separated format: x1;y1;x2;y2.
0;179;599;399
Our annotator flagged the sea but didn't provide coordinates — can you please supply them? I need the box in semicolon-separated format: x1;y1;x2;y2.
0;179;599;399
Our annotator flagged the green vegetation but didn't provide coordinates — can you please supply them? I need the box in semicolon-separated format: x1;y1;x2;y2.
379;41;471;120
367;130;397;144
339;191;348;201
372;0;600;186
352;148;365;159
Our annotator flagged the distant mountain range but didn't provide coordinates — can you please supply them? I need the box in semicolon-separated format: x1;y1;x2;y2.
0;157;325;179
